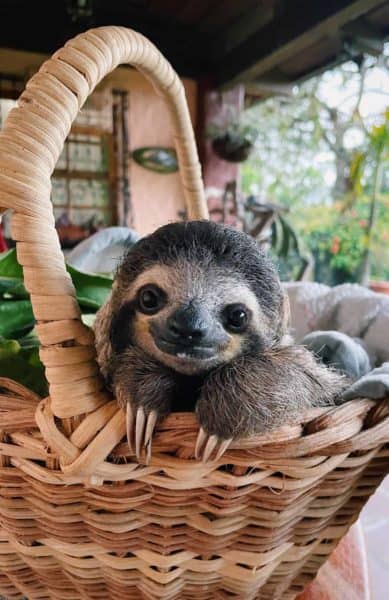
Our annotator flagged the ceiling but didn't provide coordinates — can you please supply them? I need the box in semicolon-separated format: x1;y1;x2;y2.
0;0;388;92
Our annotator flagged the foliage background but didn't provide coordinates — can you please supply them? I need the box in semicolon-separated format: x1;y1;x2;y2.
241;46;389;284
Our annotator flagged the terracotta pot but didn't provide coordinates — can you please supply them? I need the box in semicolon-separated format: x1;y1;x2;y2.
369;280;389;295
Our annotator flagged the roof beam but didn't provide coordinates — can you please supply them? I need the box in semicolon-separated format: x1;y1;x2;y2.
217;0;387;87
342;17;385;55
245;70;295;97
210;0;276;58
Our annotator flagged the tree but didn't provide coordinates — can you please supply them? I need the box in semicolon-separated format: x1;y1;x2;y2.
242;45;389;284
357;115;389;284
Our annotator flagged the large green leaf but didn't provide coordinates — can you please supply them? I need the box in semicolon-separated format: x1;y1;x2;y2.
0;248;23;278
0;337;21;358
0;249;112;310
0;277;22;295
5;281;29;298
0;299;35;338
0;251;113;396
67;265;112;310
0;248;24;295
0;339;47;397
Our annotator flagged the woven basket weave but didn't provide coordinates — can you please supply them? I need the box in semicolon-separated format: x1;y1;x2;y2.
0;26;388;600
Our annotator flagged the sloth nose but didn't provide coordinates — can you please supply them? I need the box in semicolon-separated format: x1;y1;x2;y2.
167;305;209;342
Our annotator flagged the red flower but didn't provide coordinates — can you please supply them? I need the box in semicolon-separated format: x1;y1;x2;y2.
359;219;367;228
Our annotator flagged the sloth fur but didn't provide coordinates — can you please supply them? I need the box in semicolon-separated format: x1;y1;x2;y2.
94;221;346;462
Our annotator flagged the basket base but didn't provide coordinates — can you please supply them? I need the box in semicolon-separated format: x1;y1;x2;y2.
0;379;388;599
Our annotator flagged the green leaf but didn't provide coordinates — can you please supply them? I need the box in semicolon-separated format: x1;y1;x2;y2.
0;248;23;278
0;277;22;295
0;338;21;358
67;264;112;311
6;281;29;298
0;335;47;396
18;329;40;349
0;300;35;338
349;151;365;197
0;350;47;397
0;249;24;295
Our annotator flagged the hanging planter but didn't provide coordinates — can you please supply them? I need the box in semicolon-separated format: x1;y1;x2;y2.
212;132;253;163
207;108;259;163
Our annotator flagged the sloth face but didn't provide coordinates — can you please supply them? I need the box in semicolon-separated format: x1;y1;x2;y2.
110;260;276;375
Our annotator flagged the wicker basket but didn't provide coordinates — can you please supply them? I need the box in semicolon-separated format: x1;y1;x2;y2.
0;26;388;600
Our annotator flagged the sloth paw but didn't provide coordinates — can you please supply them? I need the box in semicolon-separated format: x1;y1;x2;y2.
116;385;169;465
194;427;232;463
126;403;159;465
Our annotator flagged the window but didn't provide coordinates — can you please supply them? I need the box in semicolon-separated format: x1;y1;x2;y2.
1;85;131;249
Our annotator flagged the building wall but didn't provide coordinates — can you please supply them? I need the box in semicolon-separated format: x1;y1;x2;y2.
105;68;197;235
201;86;244;226
0;47;197;236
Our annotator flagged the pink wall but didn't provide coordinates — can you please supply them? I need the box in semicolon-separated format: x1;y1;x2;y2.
105;68;197;236
0;48;198;238
130;79;197;235
201;86;244;225
0;47;243;236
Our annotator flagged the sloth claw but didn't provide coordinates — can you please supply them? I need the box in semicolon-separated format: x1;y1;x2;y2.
126;402;134;454
135;406;146;461
194;427;207;460
195;428;232;463
126;404;158;465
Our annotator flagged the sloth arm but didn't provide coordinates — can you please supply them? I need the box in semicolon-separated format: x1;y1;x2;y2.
111;347;176;416
109;347;178;463
196;345;347;445
94;295;175;416
94;298;177;462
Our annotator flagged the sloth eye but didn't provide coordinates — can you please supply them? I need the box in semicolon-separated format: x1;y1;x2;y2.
223;304;249;333
138;285;166;315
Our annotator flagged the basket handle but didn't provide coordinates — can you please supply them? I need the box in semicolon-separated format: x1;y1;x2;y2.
0;26;208;419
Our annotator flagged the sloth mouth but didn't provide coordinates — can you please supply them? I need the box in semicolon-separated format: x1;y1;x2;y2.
154;337;217;360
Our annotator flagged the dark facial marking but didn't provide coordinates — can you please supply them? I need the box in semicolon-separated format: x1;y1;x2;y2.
110;301;135;354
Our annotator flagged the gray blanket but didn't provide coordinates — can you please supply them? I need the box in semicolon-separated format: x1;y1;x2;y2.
302;330;389;401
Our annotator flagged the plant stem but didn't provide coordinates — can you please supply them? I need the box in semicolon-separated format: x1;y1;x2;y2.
359;155;384;286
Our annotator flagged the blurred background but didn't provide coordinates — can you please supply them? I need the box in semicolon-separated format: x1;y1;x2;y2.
0;0;387;291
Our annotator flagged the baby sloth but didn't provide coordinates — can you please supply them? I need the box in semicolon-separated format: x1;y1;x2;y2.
94;221;345;464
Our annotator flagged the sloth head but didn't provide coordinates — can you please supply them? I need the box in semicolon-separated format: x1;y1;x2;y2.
109;221;288;375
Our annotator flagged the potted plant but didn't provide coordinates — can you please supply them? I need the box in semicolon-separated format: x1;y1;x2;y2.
207;110;260;163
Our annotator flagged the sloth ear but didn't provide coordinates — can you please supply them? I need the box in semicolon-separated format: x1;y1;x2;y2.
109;302;134;353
